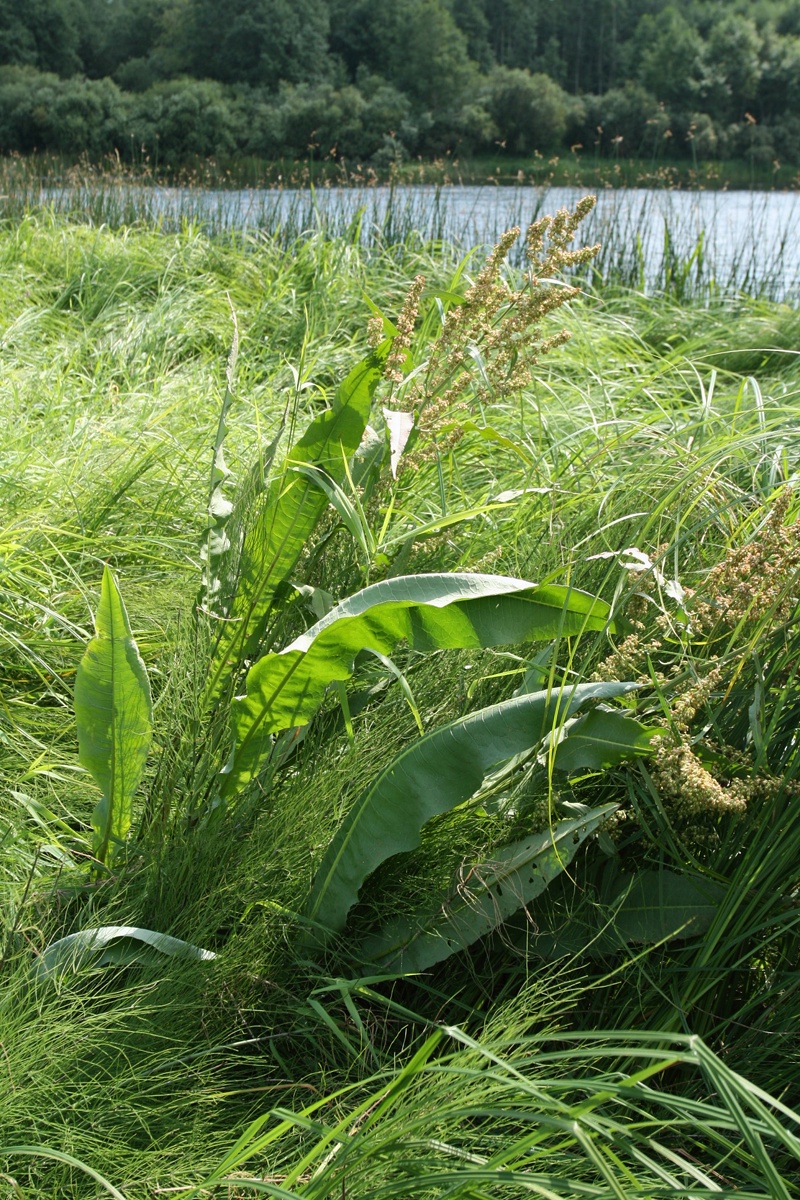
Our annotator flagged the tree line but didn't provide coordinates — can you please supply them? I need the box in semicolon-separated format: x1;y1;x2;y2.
1;0;799;167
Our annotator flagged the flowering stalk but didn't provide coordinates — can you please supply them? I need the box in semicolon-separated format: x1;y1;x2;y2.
370;195;600;471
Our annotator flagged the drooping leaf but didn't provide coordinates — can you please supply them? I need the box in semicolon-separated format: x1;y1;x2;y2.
223;575;614;798
304;682;632;940
361;806;618;973
383;407;415;478
546;705;659;772
0;1147;127;1200
204;343;389;706
36;925;216;979
74;567;153;866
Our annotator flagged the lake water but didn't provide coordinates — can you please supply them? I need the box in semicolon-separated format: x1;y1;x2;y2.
34;182;800;299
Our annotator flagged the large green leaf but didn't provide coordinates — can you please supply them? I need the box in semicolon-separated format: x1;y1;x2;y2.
204;345;389;706
74;567;153;866
35;925;216;979
525;869;727;960
548;705;659;772
361;806;618;973
304;682;632;940
610;869;726;944
222;575;612;798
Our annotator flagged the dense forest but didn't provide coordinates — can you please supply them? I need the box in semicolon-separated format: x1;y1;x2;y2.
1;0;800;167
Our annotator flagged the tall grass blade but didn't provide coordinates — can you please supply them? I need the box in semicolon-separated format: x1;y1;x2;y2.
191;1028;800;1198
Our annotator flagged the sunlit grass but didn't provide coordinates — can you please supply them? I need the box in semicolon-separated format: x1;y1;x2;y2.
2;212;800;1195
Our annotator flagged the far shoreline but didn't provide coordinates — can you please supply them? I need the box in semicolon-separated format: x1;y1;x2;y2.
2;151;799;194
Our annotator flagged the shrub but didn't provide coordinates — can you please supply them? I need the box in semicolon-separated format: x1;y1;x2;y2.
136;79;242;161
277;82;366;160
587;83;663;157
359;77;413;158
483;67;578;153
757;31;800;120
0;66;127;154
767;112;800;162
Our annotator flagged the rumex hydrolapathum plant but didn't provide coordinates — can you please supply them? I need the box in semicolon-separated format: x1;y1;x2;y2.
65;198;657;972
196;199;655;964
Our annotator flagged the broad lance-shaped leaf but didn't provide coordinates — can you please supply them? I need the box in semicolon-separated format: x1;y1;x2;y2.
361;806;618;973
547;705;660;772
304;682;632;940
36;926;216;979
222;575;613;798
609;869;726;944
204;344;389;706
74;567;153;865
525;869;727;960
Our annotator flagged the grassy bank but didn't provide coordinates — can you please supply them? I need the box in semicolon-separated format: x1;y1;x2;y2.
1;209;800;1196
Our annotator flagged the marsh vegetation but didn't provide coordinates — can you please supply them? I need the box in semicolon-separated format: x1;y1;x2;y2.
1;193;800;1196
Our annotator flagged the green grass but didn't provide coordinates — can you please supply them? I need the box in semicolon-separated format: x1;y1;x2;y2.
2;208;800;1196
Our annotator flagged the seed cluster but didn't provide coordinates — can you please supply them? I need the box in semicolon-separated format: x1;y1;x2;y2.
650;739;750;818
371;196;600;469
384;273;426;385
595;490;800;832
690;489;800;631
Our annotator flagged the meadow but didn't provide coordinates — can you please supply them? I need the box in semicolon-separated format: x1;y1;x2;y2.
2;192;800;1198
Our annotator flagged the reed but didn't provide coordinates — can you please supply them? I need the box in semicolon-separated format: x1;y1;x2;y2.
0;156;797;299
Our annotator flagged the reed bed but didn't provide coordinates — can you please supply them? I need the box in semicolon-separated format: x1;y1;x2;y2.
0;154;798;299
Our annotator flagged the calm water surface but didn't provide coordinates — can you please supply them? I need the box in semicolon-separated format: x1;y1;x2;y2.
36;182;800;298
